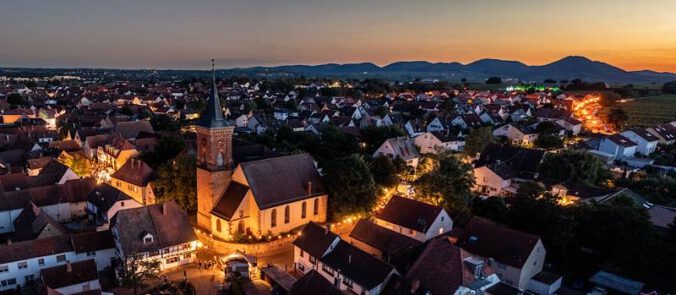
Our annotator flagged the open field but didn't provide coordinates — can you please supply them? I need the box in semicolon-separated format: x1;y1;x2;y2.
616;95;676;127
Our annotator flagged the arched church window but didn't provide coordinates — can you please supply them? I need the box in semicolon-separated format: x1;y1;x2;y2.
271;209;277;228
284;206;290;224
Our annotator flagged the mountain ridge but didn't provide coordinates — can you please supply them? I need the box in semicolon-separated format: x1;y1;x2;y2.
223;56;676;83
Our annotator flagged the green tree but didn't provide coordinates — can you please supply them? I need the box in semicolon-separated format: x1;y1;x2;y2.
534;135;563;149
370;156;400;189
538;150;612;185
323;155;377;219
120;105;134;116
140;135;186;168
62;153;92;176
516;181;546;199
361;126;404;154
118;255;161;295
662;81;676;94
150;114;181;132
413;153;475;215
154;156;197;212
535;121;559;135
7;93;25;106
464;126;493;157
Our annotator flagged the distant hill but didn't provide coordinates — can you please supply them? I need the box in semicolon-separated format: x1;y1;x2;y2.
223;56;676;83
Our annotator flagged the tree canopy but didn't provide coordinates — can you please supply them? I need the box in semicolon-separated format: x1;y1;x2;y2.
153;155;197;212
534;134;563;149
413;153;475;216
464;126;493;157
7;93;25;106
369;156;400;189
538;150;612;185
118;255;161;295
662;81;676;94
323;155;377;219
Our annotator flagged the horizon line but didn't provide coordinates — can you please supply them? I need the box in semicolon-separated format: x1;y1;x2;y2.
0;55;673;74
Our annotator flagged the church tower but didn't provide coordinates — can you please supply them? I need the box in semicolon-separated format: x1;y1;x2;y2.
196;60;234;229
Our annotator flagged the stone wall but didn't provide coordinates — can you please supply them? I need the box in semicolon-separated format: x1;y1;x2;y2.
196;230;296;257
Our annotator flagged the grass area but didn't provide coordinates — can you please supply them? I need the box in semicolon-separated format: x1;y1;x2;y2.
616;94;676;127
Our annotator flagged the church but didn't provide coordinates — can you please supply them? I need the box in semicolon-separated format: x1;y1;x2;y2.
195;67;328;240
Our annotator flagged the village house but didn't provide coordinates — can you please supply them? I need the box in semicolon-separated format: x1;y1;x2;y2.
620;128;659;156
96;133;139;170
348;218;421;262
383;238;501;295
473;144;545;196
454;217;547;291
293;222;398;295
87;183;143;231
493;124;539;147
599;134;638;160
110;159;156;206
548;182;626;206
373;137;421;168
646;123;676;145
288;269;343;295
0;231;115;292
413;131;464;154
373;196;453;242
40;259;101;295
0;178;95;235
110;201;199;272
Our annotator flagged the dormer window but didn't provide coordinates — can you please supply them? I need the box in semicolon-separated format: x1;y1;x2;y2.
142;232;153;244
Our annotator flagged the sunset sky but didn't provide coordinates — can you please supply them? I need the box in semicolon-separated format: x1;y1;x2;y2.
1;0;675;72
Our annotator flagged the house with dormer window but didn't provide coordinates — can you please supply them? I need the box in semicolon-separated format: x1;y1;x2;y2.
293;222;397;295
110;201;198;272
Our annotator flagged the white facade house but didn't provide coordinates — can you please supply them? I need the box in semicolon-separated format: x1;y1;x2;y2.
414;131;464;154
599;134;638;160
0;231;115;291
293;223;398;295
620;129;658;156
461;217;547;291
110;202;198;272
473;165;513;196
373;137;421;168
373;196;453;242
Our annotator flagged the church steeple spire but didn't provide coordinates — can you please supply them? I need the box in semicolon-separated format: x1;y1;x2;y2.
198;59;229;128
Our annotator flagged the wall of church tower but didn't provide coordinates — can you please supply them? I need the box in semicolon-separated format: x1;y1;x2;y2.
196;167;231;229
195;126;234;171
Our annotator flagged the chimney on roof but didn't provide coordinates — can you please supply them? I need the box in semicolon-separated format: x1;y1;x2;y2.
66;261;72;272
348;254;352;264
162;203;168;215
325;223;330;234
307;181;312;196
6;239;11;246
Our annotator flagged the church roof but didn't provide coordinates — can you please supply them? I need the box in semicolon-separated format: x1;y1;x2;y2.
240;153;325;209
